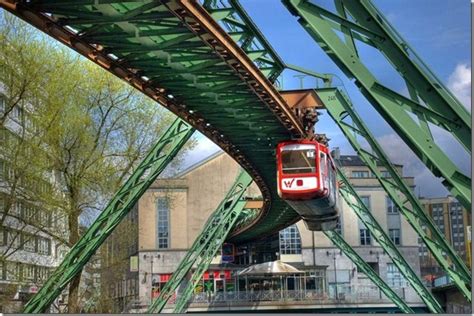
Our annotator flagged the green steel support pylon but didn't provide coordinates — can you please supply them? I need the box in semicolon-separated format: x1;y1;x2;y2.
323;230;414;314
317;87;471;301
283;0;471;210
23;118;194;313
172;200;252;313
147;171;253;313
336;170;443;313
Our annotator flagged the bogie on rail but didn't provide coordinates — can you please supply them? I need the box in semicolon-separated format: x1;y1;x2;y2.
276;140;339;231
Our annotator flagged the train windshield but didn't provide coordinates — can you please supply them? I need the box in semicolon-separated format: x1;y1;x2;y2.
281;144;316;174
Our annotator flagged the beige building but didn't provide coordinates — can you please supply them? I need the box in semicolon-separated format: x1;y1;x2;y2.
100;150;425;312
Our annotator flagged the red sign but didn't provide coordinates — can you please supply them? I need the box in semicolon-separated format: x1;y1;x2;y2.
159;274;172;282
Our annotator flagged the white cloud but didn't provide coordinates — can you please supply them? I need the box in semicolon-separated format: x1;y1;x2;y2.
447;63;471;111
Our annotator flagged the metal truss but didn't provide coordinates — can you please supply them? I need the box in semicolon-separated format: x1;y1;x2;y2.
324;230;413;313
202;0;285;82
336;170;443;313
23;118;195;313
147;171;253;313
317;87;471;300
283;0;471;209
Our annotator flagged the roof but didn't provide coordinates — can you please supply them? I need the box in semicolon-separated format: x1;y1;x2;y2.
238;260;303;275
174;150;224;178
337;155;402;168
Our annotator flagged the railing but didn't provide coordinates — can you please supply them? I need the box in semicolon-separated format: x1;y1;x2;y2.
170;284;409;307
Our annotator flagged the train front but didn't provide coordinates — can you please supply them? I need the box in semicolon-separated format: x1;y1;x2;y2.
277;140;339;231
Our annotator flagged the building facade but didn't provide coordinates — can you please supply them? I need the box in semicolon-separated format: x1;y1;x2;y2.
100;150;426;312
0;93;69;312
418;196;471;280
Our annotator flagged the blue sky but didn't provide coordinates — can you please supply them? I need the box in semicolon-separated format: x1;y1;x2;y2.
182;0;471;198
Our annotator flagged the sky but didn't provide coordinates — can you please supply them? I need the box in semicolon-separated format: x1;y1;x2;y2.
182;0;471;199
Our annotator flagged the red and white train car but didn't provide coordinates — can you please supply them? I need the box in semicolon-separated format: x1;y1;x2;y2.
276;140;339;231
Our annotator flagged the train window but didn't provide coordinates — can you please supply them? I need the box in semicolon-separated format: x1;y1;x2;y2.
320;152;327;176
281;145;316;174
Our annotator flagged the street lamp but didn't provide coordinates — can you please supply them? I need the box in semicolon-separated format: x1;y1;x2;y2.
326;249;342;300
143;254;161;303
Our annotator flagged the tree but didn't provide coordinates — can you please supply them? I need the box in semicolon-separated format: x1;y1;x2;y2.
0;12;195;312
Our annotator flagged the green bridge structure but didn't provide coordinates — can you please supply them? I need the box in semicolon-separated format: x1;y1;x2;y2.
0;0;470;313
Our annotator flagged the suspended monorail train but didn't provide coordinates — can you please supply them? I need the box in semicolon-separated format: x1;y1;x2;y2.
276;140;339;231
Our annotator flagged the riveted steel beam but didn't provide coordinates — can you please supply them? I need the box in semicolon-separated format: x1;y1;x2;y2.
23;118;195;313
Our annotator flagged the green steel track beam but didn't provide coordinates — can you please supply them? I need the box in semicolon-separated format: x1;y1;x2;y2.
317;87;471;301
323;230;413;314
23;118;195;313
2;0;304;244
147;170;253;313
336;170;443;313
203;0;285;82
283;0;472;210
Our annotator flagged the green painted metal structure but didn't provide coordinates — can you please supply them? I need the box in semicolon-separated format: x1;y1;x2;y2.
323;230;413;314
283;0;471;210
0;0;470;313
317;87;472;301
336;169;443;313
23;118;195;313
202;0;286;82
147;170;252;313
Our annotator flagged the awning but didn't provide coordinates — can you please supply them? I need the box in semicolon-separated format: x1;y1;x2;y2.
238;260;303;276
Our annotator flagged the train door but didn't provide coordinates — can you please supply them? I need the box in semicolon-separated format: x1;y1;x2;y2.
319;149;329;191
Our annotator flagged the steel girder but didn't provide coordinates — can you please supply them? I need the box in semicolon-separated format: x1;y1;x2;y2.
23;118;195;313
336;169;443;313
147;171;253;313
283;0;471;210
323;230;413;314
0;0;304;244
317;87;472;301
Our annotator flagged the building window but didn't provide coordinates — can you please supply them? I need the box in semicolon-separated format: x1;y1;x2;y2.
23;264;35;282
380;170;391;178
37;237;51;255
5;262;21;281
360;229;371;245
23;234;36;252
7;230;21;249
387;263;405;287
352;170;369;178
359;196;371;210
389;229;401;245
334;218;343;235
156;198;169;249
279;224;302;255
386;197;399;213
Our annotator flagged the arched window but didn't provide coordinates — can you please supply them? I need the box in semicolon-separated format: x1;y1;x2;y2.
156;198;169;249
279;224;301;255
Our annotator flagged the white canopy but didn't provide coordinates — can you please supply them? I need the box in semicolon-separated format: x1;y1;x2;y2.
238;260;303;276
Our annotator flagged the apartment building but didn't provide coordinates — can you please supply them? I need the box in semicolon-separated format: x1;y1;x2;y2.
0;93;69;312
418;196;471;279
100;150;425;311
